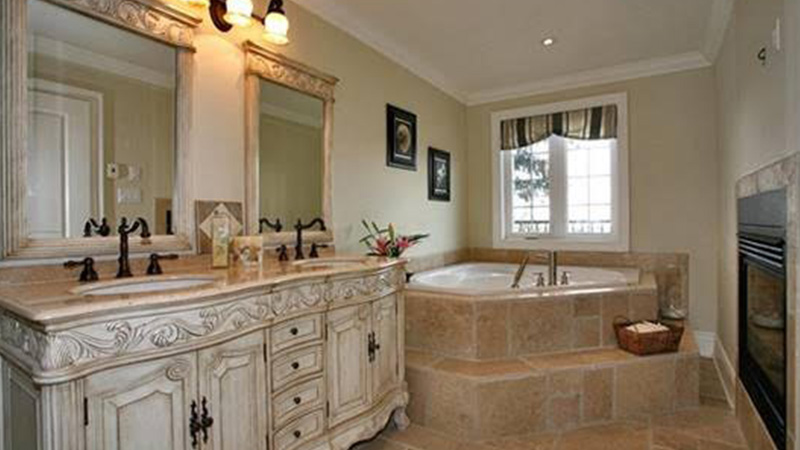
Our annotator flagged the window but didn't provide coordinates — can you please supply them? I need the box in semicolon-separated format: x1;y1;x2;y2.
492;93;629;251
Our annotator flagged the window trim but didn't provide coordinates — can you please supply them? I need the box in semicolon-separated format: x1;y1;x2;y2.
491;92;629;252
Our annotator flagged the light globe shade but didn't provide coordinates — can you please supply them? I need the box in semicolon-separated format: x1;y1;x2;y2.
263;11;289;45
224;0;253;26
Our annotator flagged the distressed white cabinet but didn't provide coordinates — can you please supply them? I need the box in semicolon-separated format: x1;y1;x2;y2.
0;262;408;450
84;354;197;450
326;304;372;428
198;332;267;450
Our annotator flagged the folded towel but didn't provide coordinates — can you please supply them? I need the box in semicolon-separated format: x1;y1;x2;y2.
626;321;669;334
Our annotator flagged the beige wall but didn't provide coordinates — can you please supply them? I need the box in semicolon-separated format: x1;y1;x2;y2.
259;114;322;223
715;0;798;359
465;69;720;332
189;2;468;257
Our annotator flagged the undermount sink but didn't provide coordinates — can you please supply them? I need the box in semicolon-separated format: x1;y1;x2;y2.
292;257;368;269
72;275;218;297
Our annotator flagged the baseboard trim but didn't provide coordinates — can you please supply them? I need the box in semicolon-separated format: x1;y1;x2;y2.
694;331;716;358
713;337;736;409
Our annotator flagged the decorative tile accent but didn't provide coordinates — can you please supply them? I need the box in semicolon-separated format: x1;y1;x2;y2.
194;201;243;254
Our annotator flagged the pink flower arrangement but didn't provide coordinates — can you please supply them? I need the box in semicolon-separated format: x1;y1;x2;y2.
360;220;428;258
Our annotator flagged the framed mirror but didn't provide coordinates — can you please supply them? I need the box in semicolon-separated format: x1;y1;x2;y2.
0;0;200;260
244;41;338;245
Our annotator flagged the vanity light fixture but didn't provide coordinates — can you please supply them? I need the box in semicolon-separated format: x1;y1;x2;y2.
183;0;291;45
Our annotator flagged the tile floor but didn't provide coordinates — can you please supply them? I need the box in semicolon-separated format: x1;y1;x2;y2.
354;401;748;450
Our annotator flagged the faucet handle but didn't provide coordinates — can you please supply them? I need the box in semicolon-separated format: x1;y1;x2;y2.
64;257;99;283
309;243;330;259
535;272;546;287
560;271;571;286
147;253;179;275
276;245;289;262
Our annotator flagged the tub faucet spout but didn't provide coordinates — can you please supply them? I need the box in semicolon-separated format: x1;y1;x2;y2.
547;251;558;286
511;253;530;289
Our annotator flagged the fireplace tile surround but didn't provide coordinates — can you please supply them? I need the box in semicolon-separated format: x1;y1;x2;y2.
733;153;800;450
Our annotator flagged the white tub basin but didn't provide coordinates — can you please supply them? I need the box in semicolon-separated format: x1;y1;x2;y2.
73;275;218;296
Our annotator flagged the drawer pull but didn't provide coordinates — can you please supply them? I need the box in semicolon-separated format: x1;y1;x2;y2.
293;430;302;439
290;327;299;336
291;362;300;370
293;396;302;405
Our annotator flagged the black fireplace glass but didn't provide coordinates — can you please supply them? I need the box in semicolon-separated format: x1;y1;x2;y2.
744;262;786;399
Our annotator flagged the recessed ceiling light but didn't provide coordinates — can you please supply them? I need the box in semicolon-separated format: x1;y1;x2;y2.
542;37;556;47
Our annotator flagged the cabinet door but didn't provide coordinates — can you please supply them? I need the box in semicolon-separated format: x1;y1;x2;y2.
198;332;266;450
371;294;400;401
1;358;41;450
326;304;371;427
84;354;197;450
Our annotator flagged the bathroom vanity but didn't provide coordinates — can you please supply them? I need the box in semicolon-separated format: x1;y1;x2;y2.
0;258;408;450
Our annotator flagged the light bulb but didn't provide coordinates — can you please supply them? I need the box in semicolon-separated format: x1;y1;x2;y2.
224;0;253;27
263;11;289;45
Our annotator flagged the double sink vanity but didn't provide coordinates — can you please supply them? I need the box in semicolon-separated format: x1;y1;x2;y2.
0;0;409;448
0;256;409;450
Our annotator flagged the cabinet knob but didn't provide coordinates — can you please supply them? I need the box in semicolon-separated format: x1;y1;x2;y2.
290;327;299;336
293;396;302;405
293;430;302;439
291;362;300;370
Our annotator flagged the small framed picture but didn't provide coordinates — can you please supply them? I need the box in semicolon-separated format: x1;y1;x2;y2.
428;148;451;202
386;104;417;170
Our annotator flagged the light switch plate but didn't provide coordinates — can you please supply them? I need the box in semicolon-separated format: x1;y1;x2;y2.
106;163;119;180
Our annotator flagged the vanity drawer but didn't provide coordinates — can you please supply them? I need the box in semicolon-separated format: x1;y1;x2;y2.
272;377;324;429
274;409;325;450
271;315;323;354
272;345;324;392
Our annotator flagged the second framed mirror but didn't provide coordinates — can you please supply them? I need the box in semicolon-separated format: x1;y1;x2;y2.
244;41;337;247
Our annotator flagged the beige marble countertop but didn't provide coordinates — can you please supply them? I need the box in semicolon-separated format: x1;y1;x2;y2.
0;255;405;326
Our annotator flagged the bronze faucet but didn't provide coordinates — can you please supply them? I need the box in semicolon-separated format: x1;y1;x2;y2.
83;218;111;237
294;218;326;260
259;217;283;233
117;217;151;278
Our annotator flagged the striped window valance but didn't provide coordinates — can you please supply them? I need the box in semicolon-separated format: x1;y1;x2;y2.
500;105;618;151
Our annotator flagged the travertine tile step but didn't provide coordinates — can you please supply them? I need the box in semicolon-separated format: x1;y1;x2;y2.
406;335;700;440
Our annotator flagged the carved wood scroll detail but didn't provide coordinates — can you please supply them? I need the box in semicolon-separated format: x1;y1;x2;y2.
48;0;200;48
244;41;339;102
0;268;403;379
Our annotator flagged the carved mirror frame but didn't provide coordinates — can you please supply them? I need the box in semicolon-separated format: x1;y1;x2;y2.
243;41;338;245
0;0;200;260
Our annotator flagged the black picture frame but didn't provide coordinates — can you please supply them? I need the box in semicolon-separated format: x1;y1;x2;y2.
386;104;417;171
428;147;451;202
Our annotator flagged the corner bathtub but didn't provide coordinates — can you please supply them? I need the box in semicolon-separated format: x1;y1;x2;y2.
408;262;640;296
404;262;657;360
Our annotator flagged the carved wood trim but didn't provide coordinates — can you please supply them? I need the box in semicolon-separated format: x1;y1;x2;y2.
0;0;200;260
44;0;201;50
243;41;338;240
0;267;404;384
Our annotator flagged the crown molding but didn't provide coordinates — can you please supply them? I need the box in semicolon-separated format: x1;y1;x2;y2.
291;0;468;104
465;52;712;106
702;0;735;63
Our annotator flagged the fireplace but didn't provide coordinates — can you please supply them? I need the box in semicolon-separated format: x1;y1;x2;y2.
738;188;787;450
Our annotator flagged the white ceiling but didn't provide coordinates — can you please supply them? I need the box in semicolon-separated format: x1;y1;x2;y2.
294;0;733;104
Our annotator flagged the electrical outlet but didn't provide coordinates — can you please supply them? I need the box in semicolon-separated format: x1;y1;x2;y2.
117;187;142;204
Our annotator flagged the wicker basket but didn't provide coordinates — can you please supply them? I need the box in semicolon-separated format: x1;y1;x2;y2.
613;317;684;356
